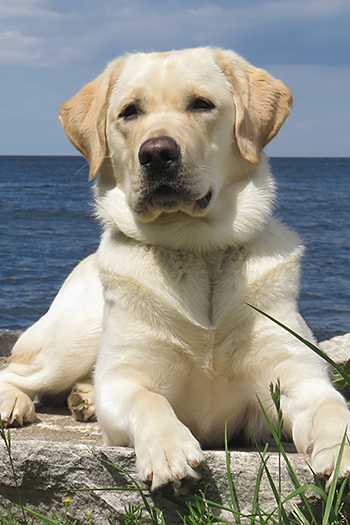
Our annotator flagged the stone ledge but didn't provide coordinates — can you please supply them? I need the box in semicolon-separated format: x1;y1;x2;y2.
0;439;316;524
1;333;350;523
0;409;333;525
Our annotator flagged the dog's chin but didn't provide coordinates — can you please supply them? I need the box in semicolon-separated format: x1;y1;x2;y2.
151;187;185;211
132;187;213;222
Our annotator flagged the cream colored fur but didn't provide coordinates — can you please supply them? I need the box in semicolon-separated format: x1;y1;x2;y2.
1;47;349;490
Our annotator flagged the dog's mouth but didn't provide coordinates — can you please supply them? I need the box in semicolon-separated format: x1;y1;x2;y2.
150;186;213;212
196;190;212;210
151;186;183;210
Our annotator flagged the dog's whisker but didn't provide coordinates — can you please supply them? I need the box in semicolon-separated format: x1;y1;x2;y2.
70;161;90;182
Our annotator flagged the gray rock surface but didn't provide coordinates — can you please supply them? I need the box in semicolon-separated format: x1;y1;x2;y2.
0;416;325;525
0;330;22;358
1;331;350;523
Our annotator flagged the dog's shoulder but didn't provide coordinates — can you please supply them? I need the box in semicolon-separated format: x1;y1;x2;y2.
243;219;304;299
248;218;303;261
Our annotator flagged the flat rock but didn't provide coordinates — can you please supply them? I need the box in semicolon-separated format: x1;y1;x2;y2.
1;332;350;523
0;406;343;524
5;405;102;444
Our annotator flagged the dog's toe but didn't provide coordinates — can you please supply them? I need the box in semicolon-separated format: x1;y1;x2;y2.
311;443;350;487
0;385;36;427
135;422;204;491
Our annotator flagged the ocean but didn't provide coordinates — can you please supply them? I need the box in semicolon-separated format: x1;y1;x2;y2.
0;156;349;342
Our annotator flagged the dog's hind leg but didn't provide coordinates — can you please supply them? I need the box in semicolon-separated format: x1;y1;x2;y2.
0;254;103;426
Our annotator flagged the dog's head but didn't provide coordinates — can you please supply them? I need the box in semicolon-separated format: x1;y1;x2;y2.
59;48;292;247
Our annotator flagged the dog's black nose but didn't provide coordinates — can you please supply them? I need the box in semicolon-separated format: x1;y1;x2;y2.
138;136;180;174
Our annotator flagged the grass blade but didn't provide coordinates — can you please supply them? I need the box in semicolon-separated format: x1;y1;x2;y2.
335;476;348;515
0;418;28;525
281;484;327;504
292;505;311;525
99;458;157;522
256;397;318;525
254;445;290;524
250;442;269;524
224;422;241;523
20;507;62;525
322;431;347;525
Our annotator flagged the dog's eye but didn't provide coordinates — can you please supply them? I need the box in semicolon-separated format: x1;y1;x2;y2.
189;98;216;111
119;104;138;119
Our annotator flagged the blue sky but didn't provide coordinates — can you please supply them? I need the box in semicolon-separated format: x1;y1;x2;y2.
1;0;349;156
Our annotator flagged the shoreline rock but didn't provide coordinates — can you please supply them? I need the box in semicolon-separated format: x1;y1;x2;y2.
0;329;22;359
319;332;350;367
0;425;329;524
0;330;349;522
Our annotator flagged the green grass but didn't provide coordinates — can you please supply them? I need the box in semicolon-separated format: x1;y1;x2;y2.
1;311;350;524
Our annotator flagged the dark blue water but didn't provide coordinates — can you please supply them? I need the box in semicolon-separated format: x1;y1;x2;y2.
0;156;349;342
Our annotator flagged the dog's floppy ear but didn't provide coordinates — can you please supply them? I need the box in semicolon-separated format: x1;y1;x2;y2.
215;50;293;165
59;59;124;180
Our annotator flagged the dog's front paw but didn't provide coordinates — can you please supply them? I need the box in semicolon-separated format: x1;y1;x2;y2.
0;383;36;426
135;420;204;490
310;443;350;487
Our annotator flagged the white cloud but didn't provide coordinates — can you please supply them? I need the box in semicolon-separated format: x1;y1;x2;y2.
0;30;43;62
0;0;59;20
0;29;81;66
0;0;80;66
0;0;349;68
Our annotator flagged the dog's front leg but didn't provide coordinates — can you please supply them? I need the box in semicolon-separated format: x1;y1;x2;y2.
292;391;350;486
261;372;350;485
95;374;204;490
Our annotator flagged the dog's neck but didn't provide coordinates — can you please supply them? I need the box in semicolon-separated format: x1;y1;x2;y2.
95;161;276;253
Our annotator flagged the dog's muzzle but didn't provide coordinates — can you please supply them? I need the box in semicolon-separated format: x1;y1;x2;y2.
137;136;212;212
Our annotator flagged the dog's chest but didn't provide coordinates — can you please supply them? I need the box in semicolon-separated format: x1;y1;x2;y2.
101;237;251;370
156;245;245;329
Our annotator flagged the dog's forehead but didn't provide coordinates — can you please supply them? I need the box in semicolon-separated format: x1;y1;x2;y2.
111;48;229;102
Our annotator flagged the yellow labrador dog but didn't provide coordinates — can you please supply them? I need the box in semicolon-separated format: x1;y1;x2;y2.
1;47;350;490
